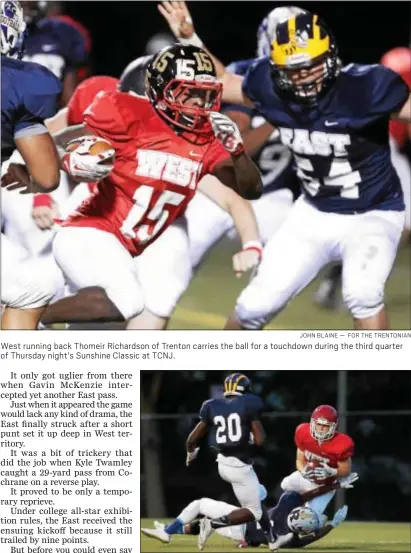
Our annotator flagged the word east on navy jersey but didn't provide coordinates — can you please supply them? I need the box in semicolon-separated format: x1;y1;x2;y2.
199;393;264;463
243;59;409;214
224;59;300;199
23;18;87;81
1;57;61;161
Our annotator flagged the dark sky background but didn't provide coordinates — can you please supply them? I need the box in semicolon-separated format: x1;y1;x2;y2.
65;1;411;78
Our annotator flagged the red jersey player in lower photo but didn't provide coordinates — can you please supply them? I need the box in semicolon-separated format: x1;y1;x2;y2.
42;45;262;325
281;405;355;516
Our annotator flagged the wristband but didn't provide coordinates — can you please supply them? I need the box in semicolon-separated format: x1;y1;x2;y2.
33;194;53;208
180;33;203;48
242;241;263;255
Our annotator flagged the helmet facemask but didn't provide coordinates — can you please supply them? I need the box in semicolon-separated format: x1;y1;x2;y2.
310;416;337;442
271;52;338;106
270;13;340;107
156;78;222;134
287;507;320;535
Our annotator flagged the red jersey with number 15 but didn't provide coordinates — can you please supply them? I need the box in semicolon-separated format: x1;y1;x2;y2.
63;91;229;256
295;423;355;468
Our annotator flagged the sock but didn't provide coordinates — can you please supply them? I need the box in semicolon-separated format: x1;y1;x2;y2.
211;515;231;529
259;509;275;543
165;519;184;535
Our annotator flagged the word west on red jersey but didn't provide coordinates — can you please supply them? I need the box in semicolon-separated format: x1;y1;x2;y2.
295;423;355;470
63;91;229;256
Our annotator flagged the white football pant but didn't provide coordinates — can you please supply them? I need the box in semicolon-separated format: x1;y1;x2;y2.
177;497;246;542
135;188;294;319
235;196;405;328
281;470;335;516
217;454;262;521
52;226;144;320
1;233;59;309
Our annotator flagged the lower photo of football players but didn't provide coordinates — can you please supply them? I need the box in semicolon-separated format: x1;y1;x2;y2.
141;373;362;552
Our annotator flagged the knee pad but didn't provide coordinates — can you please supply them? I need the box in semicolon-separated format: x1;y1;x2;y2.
235;302;269;330
143;272;192;318
343;284;384;319
235;278;290;329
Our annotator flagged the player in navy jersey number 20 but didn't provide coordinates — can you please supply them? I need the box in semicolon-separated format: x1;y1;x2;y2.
183;373;277;551
160;2;411;331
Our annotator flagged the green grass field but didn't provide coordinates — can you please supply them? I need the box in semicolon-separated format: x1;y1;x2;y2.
140;520;411;553
168;239;411;330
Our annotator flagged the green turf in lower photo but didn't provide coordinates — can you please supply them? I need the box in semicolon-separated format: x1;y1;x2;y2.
140;520;411;553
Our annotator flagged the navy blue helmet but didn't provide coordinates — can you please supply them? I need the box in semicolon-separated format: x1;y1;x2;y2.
224;373;251;397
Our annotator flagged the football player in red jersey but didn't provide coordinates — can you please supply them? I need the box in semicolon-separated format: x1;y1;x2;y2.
281;405;355;516
39;45;262;326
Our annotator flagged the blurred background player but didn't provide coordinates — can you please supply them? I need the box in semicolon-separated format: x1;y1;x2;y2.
1;0;62;329
184;373;277;550
314;46;411;310
281;405;354;518
162;3;411;331
21;0;91;105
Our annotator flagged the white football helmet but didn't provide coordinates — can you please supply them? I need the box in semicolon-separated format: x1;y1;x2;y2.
256;6;307;58
287;506;320;534
1;1;26;58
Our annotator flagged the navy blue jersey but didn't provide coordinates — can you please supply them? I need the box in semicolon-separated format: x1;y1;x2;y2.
243;59;409;214
199;393;264;464
224;59;300;199
23;17;87;81
1;57;61;161
245;492;318;548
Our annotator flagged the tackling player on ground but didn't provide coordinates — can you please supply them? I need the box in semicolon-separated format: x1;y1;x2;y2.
142;473;358;550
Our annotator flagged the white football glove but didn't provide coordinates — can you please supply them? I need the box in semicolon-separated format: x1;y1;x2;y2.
186;447;200;467
312;462;338;481
233;241;262;278
301;464;317;482
338;472;359;489
209;112;244;156
61;136;115;182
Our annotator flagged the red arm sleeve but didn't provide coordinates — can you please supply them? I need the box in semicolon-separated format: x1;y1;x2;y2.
67;76;119;126
294;424;306;449
339;437;355;461
83;91;138;151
